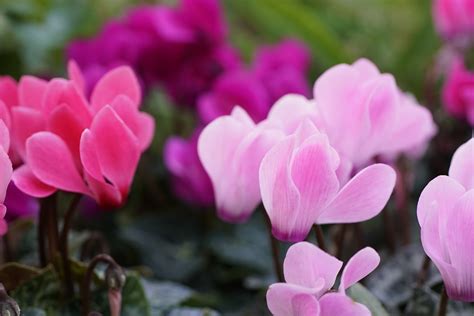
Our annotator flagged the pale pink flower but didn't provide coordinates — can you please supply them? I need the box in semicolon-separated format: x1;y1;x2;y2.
417;138;474;302
266;242;380;316
12;62;155;208
198;107;284;222
259;120;396;242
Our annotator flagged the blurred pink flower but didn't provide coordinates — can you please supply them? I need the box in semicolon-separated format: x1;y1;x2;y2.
259;120;396;242
442;57;474;126
313;58;436;167
433;0;474;43
198;107;284;222
12;63;155;208
0;125;13;236
266;242;380;316
417;138;474;302
4;182;39;222
164;129;214;207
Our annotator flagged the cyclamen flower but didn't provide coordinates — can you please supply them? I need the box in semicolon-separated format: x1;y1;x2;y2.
68;0;230;105
12;62;155;208
198;107;284;222
312;58;436;167
417;138;474;302
267;242;380;316
259;120;396;242
164;129;214;207
433;0;474;43
0;123;13;235
442;57;474;126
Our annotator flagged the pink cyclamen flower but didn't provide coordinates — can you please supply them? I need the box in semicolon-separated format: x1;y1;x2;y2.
442;57;474;126
164;129;214;207
314;58;436;166
259;119;396;242
12;62;155;208
0;123;13;235
433;0;474;43
198;107;284;222
417;138;474;302
267;242;380;316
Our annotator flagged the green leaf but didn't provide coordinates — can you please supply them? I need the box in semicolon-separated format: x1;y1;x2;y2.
347;283;389;316
120;273;151;316
0;263;40;291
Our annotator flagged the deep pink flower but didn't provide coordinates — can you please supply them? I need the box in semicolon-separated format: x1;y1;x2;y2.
197;70;270;124
266;242;380;316
417;138;474;302
198;107;284;222
259;120;396;242
253;39;311;104
433;0;474;42
12;63;155;208
442;57;474;126
164;129;214;207
0;125;13;235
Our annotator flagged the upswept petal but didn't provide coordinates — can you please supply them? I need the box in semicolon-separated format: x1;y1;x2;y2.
10;107;46;161
89;106;140;196
417;175;465;226
267;283;323;316
12;165;56;198
291;294;321;316
0;76;18;108
444;190;474;301
0;149;12;202
317;164;396;224
68;60;86;93
26;132;89;195
0;121;10;153
449;138;474;190
339;247;380;292
109;95;155;151
319;292;371;316
283;242;342;294
18;76;48;109
90;66;141;113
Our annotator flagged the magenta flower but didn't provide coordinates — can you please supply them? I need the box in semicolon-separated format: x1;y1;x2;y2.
164;129;214;207
12;63;155;208
417;138;474;302
266;242;380;316
197;70;270;124
442;57;474;126
198;107;284;222
433;0;474;43
4;182;39;222
253;39;311;104
259;120;396;242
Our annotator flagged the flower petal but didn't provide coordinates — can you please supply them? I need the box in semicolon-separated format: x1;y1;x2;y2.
292;294;321;316
0;120;10;153
26;132;89;195
319;292;370;316
267;283;321;316
449;138;474;190
339;247;380;292
284;242;342;294
18;76;48;109
12;165;56;198
444;190;474;301
89;106;140;196
317;163;396;224
0;149;12;202
11;107;46;160
91;66;141;113
68;60;86;93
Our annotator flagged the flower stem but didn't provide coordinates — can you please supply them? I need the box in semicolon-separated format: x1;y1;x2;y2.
395;157;411;245
437;286;448;316
263;212;283;282
2;232;12;263
416;255;431;287
59;194;82;297
38;200;47;267
313;225;327;252
44;195;59;264
334;224;347;258
382;208;396;253
81;254;123;316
